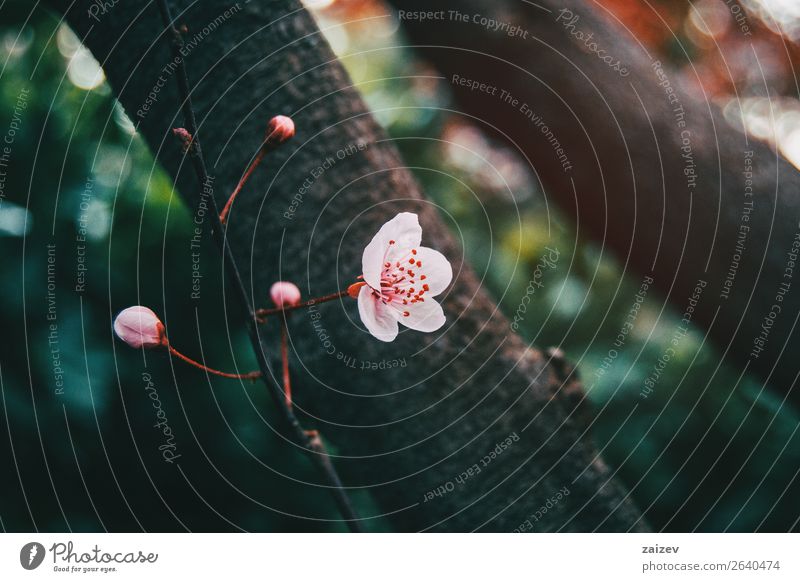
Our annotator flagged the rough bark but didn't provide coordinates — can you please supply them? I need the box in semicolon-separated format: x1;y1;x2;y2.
47;0;647;531
387;0;800;407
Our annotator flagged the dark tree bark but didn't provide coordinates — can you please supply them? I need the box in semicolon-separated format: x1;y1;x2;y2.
47;0;647;531
387;0;800;407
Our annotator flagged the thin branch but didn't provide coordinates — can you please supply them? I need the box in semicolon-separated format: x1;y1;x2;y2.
167;345;261;380
155;0;363;532
257;289;351;319
219;147;266;224
279;319;292;407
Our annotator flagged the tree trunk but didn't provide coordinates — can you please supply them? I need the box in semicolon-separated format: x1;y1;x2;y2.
47;0;647;531
388;0;800;407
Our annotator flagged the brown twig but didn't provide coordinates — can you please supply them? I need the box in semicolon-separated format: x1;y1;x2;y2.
219;147;266;224
167;345;261;380
257;289;350;319
279;319;292;407
155;0;363;532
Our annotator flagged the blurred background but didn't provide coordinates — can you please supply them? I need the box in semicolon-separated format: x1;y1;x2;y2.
0;0;799;532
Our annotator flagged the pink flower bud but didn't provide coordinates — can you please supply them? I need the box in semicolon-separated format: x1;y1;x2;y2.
264;115;295;148
172;127;193;153
270;281;301;308
113;306;166;349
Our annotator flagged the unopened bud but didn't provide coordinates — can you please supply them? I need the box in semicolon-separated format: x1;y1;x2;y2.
172;127;194;153
264;115;295;149
114;306;167;349
270;281;301;308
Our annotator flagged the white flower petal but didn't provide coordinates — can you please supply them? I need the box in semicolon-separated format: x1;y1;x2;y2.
361;237;385;290
361;212;422;289
400;299;446;333
415;247;453;296
380;212;422;249
357;285;399;342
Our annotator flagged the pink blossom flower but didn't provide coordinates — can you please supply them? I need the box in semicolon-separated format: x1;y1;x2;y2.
113;306;166;349
270;281;302;308
358;212;452;342
264;115;295;148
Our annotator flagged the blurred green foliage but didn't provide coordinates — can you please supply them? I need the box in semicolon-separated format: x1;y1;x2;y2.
0;2;797;532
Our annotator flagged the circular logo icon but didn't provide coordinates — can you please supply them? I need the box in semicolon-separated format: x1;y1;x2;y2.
20;542;46;570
